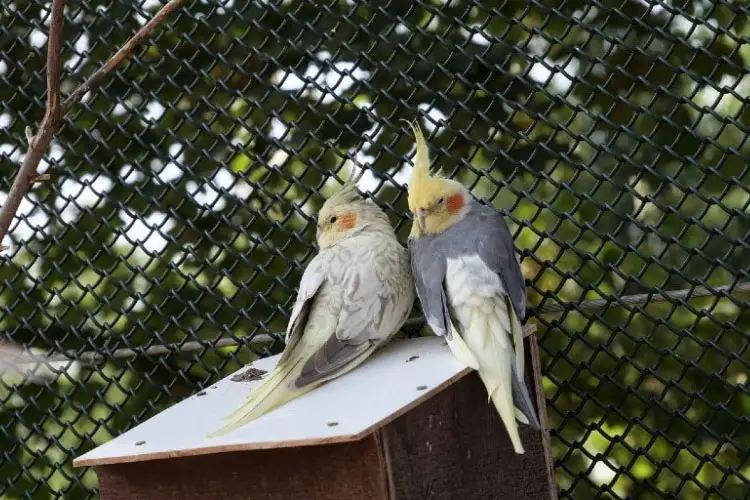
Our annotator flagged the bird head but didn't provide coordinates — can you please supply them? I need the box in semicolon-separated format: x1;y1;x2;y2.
403;120;470;237
316;161;390;249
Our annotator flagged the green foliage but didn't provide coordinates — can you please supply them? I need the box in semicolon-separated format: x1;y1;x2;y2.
0;0;749;498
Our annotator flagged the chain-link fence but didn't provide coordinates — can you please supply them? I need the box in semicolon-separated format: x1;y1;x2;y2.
1;0;749;498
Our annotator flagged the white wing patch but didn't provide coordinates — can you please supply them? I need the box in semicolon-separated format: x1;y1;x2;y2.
445;254;514;348
445;255;506;306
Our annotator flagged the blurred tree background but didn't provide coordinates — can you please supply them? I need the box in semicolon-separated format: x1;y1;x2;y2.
0;0;749;498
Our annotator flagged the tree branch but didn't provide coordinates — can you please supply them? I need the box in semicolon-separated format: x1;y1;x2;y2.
0;0;186;252
44;1;65;117
60;0;186;116
0;0;66;251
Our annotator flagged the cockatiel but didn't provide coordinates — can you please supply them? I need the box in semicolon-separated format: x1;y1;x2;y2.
403;120;540;454
209;164;415;437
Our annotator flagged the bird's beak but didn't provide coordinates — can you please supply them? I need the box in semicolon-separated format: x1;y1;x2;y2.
416;209;427;232
316;225;322;241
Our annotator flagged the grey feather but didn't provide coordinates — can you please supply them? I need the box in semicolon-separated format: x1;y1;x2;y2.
408;239;453;339
469;201;526;319
295;336;373;387
510;353;541;429
506;292;540;429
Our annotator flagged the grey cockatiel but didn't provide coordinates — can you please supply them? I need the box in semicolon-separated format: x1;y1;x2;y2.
209;164;415;437
403;121;540;454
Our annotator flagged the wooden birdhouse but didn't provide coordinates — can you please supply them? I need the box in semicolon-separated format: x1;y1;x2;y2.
74;330;557;500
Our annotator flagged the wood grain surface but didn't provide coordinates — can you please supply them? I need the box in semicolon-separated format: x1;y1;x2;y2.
380;333;557;500
97;435;389;500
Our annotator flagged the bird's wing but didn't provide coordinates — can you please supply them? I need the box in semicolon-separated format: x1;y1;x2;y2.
465;206;528;374
279;256;327;365
408;236;453;339
469;205;527;320
294;252;408;387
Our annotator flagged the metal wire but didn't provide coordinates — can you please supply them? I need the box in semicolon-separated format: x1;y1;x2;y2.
1;0;749;499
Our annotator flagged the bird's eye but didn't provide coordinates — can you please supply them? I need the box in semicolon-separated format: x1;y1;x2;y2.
329;216;338;224
437;197;445;204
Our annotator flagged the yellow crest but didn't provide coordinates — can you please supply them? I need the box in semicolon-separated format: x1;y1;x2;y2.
402;119;432;182
402;119;446;211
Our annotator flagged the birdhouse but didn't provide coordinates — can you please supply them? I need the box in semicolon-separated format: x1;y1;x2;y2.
74;330;557;500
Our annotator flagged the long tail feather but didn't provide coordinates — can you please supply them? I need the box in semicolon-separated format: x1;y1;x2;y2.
208;358;310;438
470;308;525;454
508;301;525;379
515;407;530;425
445;321;479;370
510;355;541;429
507;301;541;429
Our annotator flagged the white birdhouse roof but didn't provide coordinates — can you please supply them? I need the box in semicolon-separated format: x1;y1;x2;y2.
74;336;471;467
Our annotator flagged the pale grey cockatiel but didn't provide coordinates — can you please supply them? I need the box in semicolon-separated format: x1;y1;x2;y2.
403;120;540;454
209;164;415;437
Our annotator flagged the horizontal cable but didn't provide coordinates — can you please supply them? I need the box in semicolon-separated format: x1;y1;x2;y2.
534;281;750;314
17;281;747;367
32;334;275;366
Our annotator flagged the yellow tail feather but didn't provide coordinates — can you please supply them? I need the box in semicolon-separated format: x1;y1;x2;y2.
515;408;530;425
207;358;311;438
468;307;525;454
445;321;479;370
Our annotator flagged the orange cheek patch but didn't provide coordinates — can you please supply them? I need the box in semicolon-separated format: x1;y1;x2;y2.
446;194;465;212
338;213;357;230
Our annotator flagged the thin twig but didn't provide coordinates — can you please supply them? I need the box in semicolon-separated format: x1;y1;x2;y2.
60;0;186;116
0;0;186;251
